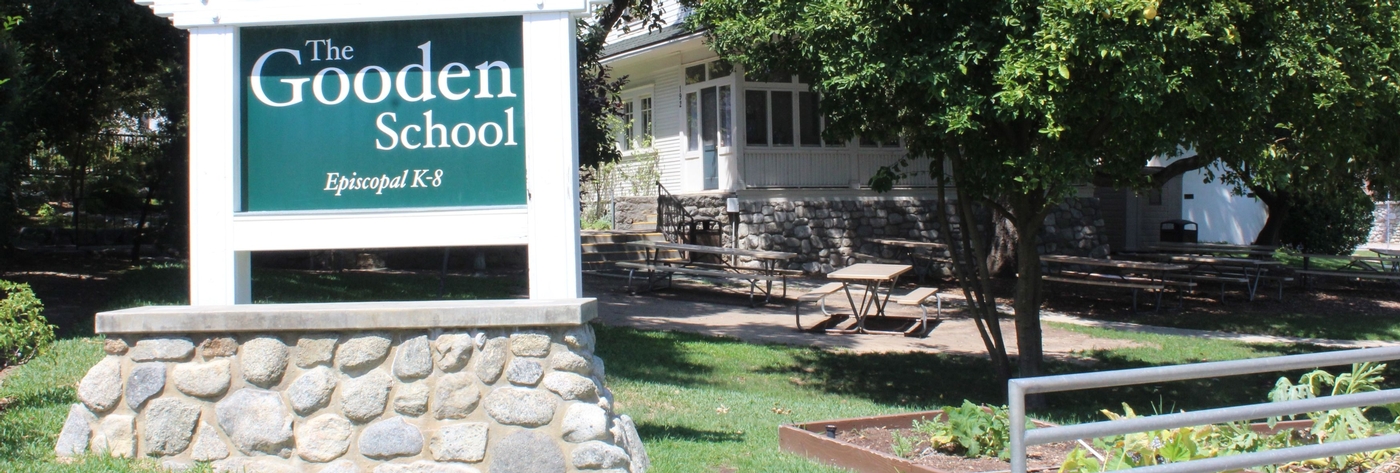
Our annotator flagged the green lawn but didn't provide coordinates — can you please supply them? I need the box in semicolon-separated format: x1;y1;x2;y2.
0;264;1387;471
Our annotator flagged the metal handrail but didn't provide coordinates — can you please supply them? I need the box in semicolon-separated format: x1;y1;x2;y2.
656;182;693;244
1009;346;1400;473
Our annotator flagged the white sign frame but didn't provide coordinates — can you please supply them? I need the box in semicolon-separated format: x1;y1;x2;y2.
140;0;607;304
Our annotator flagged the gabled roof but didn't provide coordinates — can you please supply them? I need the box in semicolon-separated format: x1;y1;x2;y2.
136;0;612;29
601;23;700;59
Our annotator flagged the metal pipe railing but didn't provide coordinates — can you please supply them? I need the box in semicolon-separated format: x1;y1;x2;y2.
1009;346;1400;473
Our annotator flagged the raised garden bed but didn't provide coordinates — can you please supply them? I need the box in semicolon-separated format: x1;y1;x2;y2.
779;410;1069;473
779;411;1319;473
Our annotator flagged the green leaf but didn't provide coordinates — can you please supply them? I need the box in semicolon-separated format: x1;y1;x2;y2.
1058;64;1071;79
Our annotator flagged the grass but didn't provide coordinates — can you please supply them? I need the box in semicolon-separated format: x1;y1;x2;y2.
2;263;1391;471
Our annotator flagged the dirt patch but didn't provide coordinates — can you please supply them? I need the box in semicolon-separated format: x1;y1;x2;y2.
837;426;1076;472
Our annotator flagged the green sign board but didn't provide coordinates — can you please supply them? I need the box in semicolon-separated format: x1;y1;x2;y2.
240;17;525;212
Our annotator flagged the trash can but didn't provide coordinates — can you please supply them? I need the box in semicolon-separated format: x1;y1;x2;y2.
687;218;724;264
1159;219;1198;243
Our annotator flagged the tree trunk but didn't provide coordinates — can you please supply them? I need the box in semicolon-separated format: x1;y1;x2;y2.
1009;193;1049;409
1252;187;1290;246
986;212;1018;277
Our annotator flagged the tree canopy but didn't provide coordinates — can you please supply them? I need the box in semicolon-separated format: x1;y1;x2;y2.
689;0;1400;382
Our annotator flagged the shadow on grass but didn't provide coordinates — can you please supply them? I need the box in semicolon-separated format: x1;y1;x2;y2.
596;325;719;387
635;424;745;443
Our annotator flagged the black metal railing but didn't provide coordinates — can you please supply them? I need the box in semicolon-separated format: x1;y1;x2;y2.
656;183;692;244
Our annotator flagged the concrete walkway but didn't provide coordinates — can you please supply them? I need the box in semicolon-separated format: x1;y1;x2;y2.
588;279;1396;359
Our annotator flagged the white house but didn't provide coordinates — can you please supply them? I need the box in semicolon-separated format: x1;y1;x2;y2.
597;6;1268;268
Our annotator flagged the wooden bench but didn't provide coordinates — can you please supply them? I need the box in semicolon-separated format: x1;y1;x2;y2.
616;261;789;305
1296;269;1400;282
794;283;849;331
890;287;942;337
1042;275;1171;313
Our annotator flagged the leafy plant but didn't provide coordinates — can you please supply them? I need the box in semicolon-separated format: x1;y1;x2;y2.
1268;363;1400;469
914;401;1019;460
0;280;55;370
890;429;918;459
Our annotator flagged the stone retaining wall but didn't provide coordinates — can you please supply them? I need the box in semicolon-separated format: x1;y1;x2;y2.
1371;201;1399;244
666;194;1108;273
56;302;645;473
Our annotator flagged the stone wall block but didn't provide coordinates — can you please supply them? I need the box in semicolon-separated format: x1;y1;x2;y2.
125;362;167;410
433;372;481;420
78;356;123;413
297;334;338;368
338;333;392;372
509;331;551;357
393;382;430;417
289;366;339;415
506;358;543;386
191;421;230;461
614;414;650;473
544;372;599;401
297;413;354;462
374;461;481;473
489;430;565;473
212;457;301;473
92;414;136;458
393;334;433;381
242;336;290;387
550;350;593;374
473;337;508;384
143;398;201;456
562;403;609;443
571;441;631;470
215;388;295;457
359;416;423;459
483;387;557;427
173;359;232;398
342;369;394;423
200;337;238;360
430;333;473;372
55;403;96;457
428;422;488;462
563;325;596;353
104;338;129;356
318;460;362;473
131;337;195;362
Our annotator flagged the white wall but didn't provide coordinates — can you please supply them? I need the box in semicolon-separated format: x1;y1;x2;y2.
1181;169;1268;244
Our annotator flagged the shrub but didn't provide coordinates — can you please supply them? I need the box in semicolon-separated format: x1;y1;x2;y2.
1279;186;1375;255
0;280;55;369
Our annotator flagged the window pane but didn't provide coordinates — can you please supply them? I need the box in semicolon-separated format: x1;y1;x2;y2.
719;86;732;147
621;101;634;151
685;65;706;85
640;97;653;141
686;92;699;151
745;90;768;146
799;92;820;147
883;138;900;148
859;135;878;147
701;87;718;148
770;91;794;146
707;60;732;80
769;70;792;83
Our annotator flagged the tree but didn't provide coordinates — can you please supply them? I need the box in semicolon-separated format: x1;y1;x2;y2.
689;0;1400;387
0;0;186;250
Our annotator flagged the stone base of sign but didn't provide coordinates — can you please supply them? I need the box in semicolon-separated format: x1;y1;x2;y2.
57;300;649;473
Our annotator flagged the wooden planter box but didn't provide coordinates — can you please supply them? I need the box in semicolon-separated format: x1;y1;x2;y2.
779;411;1316;473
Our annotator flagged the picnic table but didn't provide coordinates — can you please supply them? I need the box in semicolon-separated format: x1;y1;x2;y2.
1294;251;1400;286
1135;254;1286;301
618;240;798;305
1040;255;1192;312
799;263;938;336
1146;243;1279;258
863;238;953;282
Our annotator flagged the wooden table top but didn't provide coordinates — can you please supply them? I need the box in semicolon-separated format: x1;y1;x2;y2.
867;238;949;249
1146;254;1283;266
1149;242;1280;251
826;263;912;281
624;240;798;260
1040;255;1190;271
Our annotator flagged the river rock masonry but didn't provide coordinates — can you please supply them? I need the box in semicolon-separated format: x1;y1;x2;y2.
57;299;648;473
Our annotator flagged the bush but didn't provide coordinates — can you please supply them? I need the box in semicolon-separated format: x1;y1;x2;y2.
0;280;55;369
1279;186;1375;255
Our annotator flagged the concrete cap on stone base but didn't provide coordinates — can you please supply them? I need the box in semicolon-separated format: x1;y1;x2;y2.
95;299;597;334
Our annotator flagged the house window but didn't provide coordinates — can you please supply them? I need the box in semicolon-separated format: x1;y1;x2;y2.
745;88;842;147
686;59;732;85
1148;187;1163;206
616;94;653;151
